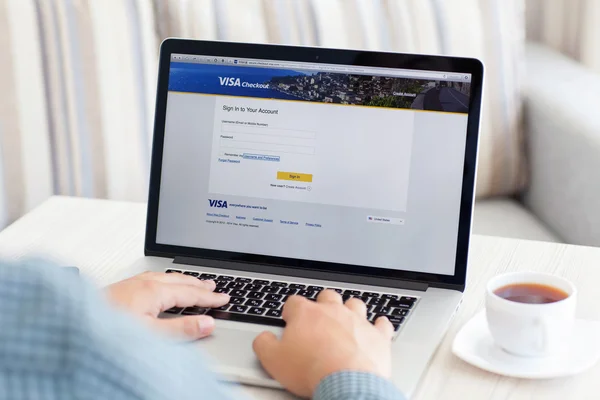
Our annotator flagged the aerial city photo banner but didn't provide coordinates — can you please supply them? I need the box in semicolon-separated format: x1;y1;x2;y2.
168;62;471;114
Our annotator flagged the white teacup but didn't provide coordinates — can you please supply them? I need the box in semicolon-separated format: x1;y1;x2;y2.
486;271;577;357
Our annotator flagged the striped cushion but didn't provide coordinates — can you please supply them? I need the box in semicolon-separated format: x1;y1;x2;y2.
0;0;525;226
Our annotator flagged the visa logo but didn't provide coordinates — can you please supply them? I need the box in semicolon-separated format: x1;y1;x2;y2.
219;77;241;87
208;199;228;208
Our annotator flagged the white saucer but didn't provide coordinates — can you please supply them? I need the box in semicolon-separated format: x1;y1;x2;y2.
452;311;600;379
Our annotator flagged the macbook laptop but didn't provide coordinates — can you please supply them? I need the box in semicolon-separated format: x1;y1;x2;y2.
127;39;483;397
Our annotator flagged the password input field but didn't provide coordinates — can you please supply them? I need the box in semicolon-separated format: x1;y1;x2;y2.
220;132;314;147
220;125;316;155
220;141;315;155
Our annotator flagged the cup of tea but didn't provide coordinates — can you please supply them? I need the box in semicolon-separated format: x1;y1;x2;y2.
486;271;577;357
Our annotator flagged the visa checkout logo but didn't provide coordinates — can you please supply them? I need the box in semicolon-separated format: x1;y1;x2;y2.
219;77;241;87
208;199;228;208
218;76;269;89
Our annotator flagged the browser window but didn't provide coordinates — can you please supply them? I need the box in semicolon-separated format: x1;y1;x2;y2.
156;54;472;275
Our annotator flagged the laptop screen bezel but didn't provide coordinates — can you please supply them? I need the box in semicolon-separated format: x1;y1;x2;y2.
144;39;483;291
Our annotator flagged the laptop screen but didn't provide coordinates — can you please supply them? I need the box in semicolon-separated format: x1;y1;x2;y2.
156;53;472;276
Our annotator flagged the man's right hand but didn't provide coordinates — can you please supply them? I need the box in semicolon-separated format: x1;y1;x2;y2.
253;290;394;398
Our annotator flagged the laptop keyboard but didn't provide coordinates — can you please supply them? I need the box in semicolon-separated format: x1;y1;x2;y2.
163;269;418;332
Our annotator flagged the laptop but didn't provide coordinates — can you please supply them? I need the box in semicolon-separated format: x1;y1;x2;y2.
127;38;483;397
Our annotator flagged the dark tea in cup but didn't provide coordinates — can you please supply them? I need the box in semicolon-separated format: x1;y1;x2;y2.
494;283;569;304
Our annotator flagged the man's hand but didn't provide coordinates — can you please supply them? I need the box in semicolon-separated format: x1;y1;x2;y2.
105;272;229;340
253;290;394;398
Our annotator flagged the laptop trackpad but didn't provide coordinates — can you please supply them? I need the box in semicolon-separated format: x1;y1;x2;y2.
195;322;283;386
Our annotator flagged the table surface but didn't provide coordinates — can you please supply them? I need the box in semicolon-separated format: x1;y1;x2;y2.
2;196;600;399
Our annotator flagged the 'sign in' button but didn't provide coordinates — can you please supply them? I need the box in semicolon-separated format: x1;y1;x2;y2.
366;215;405;225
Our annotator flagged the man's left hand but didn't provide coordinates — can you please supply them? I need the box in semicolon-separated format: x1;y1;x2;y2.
105;272;229;340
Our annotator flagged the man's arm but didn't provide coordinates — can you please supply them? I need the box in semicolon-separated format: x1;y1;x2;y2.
0;260;234;400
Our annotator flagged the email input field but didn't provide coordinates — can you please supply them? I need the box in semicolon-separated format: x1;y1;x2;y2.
221;123;316;139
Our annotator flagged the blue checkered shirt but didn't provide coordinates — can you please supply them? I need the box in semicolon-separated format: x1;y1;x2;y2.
0;260;405;400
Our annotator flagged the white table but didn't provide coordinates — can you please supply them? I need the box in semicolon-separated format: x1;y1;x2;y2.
2;196;600;399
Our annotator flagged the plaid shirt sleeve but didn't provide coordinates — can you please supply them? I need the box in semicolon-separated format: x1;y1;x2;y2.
0;260;405;400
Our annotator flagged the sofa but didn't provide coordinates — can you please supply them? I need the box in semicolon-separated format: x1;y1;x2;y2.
1;0;599;246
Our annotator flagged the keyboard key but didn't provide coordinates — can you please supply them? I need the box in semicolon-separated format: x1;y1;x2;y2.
278;287;298;295
248;307;266;315
247;291;265;300
297;290;316;298
265;309;282;318
307;285;324;291
226;281;246;290
183;271;199;277
214;287;231;294
230;297;245;305
165;269;181;274
229;305;248;313
342;295;351;302
182;307;208;315
400;296;417;304
367;312;375;322
164;307;183;314
217;275;234;281
343;290;361;296
368;297;387;306
214;304;230;311
270;281;287;287
387;316;405;328
373;306;391;315
245;299;263;307
234;277;252;283
289;284;306;290
253;279;270;285
261;286;279;294
362;291;379;297
388;299;414;309
207;309;285;327
381;294;399;301
200;273;217;279
327;288;343;294
216;280;230;288
375;314;391;322
263;301;282;309
391;308;409;317
229;289;248;297
367;305;375;313
264;294;283;301
244;284;263;292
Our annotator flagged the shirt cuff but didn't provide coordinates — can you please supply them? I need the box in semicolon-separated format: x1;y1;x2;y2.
313;371;405;400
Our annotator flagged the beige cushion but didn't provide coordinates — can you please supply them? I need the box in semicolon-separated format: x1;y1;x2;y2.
473;198;560;242
526;0;600;75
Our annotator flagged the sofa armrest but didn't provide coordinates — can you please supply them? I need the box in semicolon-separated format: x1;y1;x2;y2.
523;43;600;245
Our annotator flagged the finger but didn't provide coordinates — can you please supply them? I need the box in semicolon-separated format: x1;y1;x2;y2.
345;297;367;318
374;316;395;339
281;295;308;322
253;331;283;378
151;315;216;340
316;289;343;304
139;272;216;291
158;283;230;311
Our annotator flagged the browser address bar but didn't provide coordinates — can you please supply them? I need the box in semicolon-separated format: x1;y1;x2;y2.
246;60;447;79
